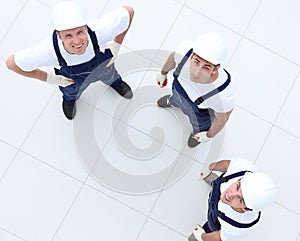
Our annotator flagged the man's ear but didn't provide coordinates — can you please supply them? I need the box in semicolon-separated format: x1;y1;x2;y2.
213;64;221;72
56;31;62;40
190;53;195;60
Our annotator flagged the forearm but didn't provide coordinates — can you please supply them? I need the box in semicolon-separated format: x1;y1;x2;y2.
209;160;230;173
201;231;222;241
206;110;232;138
206;116;227;138
6;55;47;81
161;52;176;75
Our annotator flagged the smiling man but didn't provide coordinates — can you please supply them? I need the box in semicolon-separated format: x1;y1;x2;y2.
189;158;277;241
156;32;234;147
6;1;134;119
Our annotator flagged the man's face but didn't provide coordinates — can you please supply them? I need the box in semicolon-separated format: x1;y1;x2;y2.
58;25;88;55
189;53;219;84
220;180;248;211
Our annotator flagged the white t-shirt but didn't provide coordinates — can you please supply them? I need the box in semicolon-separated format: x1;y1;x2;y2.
174;41;235;113
14;7;129;71
218;159;260;241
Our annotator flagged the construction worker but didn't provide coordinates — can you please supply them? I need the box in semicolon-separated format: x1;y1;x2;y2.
188;158;277;241
6;1;134;120
156;32;235;147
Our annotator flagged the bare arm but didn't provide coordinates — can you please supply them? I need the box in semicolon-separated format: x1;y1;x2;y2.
6;54;47;81
113;6;134;44
201;231;222;241
208;160;231;173
161;51;176;75
206;109;233;138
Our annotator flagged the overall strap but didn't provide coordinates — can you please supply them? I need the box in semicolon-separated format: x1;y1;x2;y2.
52;30;67;66
218;211;261;228
52;26;100;67
218;170;260;228
173;48;193;78
195;69;231;105
87;26;100;53
220;170;249;183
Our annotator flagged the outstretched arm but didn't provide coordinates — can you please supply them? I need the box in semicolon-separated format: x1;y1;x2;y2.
6;54;47;81
6;54;74;86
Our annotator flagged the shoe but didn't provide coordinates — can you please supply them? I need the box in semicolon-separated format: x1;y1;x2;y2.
188;133;201;148
157;94;172;108
62;100;76;120
113;81;133;99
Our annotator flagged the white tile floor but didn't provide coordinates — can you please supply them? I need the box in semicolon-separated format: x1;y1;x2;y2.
0;0;300;241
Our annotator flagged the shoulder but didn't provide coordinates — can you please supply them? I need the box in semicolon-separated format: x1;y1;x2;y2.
226;158;257;175
14;36;58;71
88;7;129;32
88;7;130;48
210;69;236;111
174;41;194;63
219;202;260;241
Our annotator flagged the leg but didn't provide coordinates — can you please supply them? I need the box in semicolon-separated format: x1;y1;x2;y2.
101;64;133;98
59;85;78;120
187;109;215;148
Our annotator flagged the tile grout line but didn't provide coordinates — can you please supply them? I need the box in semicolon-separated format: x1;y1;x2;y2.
274;201;300;217
153;0;189;59
133;153;196;241
254;69;300;164
148;215;189;237
77;8;201;240
50;95;135;240
0;88;56;240
0;88;57;185
97;0;112;18
0;226;26;241
225;0;263;66
184;0;300;68
0;0;29;46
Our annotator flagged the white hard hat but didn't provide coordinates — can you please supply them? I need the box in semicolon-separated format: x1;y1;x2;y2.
193;32;227;65
51;1;87;31
241;172;277;211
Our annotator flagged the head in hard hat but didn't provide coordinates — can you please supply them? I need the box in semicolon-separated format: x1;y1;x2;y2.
189;32;227;84
220;171;276;212
51;1;88;55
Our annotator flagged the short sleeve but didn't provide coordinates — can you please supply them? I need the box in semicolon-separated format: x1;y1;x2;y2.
14;38;58;71
88;7;130;49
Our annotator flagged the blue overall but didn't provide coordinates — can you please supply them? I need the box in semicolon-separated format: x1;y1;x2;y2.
52;26;123;104
203;171;261;233
170;49;231;134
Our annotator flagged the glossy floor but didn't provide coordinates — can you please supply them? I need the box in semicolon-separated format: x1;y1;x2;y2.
0;0;299;241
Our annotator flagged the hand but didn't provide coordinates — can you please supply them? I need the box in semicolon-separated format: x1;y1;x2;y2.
200;167;212;180
193;224;205;241
156;73;168;88
106;40;121;66
193;131;211;143
46;69;74;87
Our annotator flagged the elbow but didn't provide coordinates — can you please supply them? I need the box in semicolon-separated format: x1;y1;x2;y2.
6;55;15;71
123;6;134;21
